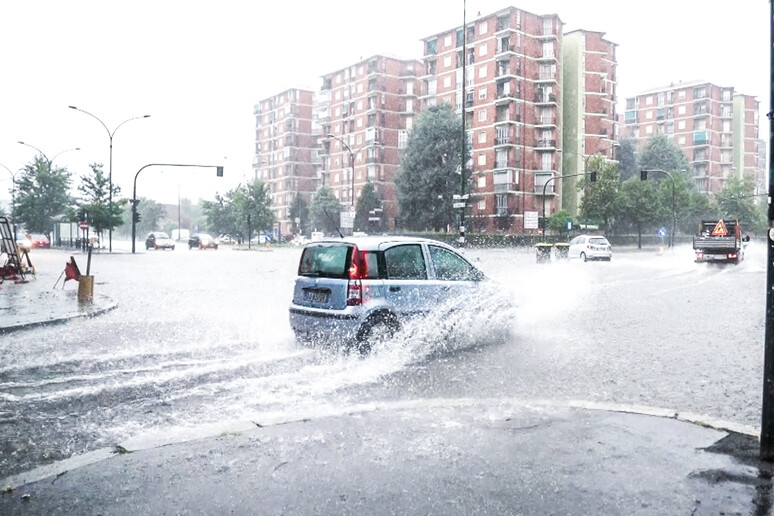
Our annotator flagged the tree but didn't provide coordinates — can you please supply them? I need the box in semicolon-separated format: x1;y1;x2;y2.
310;186;342;236
134;198;167;237
201;192;237;238
653;171;695;243
354;182;384;233
616;138;639;182
639;134;688;176
395;104;469;231
231;179;274;240
615;177;659;248
13;156;72;235
288;193;310;236
577;155;619;230
716;175;765;232
76;163;126;243
548;209;573;233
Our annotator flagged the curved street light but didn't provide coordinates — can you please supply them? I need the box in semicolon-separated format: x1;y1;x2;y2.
69;106;151;252
326;133;355;208
18;141;81;168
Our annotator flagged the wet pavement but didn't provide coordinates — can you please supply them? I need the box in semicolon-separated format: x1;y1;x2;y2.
1;244;773;514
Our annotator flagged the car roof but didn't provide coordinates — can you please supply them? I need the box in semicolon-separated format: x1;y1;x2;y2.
305;235;458;251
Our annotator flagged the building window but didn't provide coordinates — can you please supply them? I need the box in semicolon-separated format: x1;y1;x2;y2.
444;34;452;47
678;105;686;115
479;21;487;34
478;131;486;143
478;154;486;166
645;110;653;120
646;125;653;134
479;43;487;57
645;96;653;105
679;90;686;99
478;198;486;210
444;55;452;68
398;130;408;149
479;87;487;100
679;136;686;145
478;175;486;188
478;65;487;79
443;76;451;88
478;109;487;122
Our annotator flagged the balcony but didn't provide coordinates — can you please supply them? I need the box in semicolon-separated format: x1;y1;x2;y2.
534;172;556;194
537;71;557;82
495;134;517;146
535;139;556;150
535;92;557;105
535;115;557;127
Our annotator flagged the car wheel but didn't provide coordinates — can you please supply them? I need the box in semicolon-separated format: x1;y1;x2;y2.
171;246;175;251
356;314;400;354
580;252;587;262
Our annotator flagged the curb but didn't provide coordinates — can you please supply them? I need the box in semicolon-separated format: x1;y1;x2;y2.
0;296;118;334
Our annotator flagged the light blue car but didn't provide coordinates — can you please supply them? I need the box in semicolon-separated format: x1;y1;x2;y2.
288;236;486;353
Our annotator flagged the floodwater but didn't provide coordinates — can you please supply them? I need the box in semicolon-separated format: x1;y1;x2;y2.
0;240;766;481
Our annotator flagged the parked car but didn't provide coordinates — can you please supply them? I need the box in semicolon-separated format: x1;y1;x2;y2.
289;236;486;353
17;233;50;250
189;233;219;250
568;235;612;261
145;232;175;250
218;234;235;245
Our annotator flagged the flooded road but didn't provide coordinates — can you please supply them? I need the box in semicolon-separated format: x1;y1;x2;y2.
0;241;766;480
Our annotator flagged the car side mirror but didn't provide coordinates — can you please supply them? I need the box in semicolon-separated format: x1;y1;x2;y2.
743;235;750;242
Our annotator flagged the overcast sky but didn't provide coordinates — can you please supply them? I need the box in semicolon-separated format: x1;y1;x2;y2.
0;1;769;206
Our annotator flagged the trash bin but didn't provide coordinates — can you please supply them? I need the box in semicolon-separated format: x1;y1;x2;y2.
535;243;553;264
554;242;570;260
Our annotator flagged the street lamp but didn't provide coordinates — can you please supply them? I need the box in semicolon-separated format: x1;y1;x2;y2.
69;105;151;252
326;133;355;208
640;169;677;248
0;163;19;242
18;142;82;167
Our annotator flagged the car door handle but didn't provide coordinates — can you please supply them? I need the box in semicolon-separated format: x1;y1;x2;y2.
389;286;401;292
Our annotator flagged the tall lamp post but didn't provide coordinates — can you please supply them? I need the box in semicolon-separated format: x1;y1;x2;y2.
0;163;18;242
69;106;151;253
326;133;355;208
640;169;676;248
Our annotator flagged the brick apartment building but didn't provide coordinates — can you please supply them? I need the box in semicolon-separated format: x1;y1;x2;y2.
316;56;422;226
253;88;318;236
419;6;618;232
621;80;762;194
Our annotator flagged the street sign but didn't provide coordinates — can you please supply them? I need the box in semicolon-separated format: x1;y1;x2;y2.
524;211;539;230
79;221;88;230
712;220;728;236
658;227;667;238
453;202;466;209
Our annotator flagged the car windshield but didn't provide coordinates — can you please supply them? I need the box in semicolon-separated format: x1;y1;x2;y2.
299;244;351;278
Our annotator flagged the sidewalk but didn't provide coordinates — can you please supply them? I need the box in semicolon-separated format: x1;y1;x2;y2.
0;270;117;333
0;398;770;515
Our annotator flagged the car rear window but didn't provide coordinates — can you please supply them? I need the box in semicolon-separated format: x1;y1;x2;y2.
589;238;609;245
298;244;351;278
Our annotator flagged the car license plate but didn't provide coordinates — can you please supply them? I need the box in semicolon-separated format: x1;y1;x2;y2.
303;289;330;304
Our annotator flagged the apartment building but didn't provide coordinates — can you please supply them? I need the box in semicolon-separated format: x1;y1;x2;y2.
317;55;421;226
419;6;618;232
253;88;318;236
561;29;618;216
621;80;761;194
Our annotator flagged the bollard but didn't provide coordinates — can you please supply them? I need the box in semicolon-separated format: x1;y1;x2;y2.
78;275;94;303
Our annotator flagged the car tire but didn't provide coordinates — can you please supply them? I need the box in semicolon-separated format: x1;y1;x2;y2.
356;314;400;354
580;252;587;262
171;246;175;251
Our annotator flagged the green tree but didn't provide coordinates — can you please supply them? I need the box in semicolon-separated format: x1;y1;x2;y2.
135;198;167;237
577;155;619;231
201;192;237;238
395;104;469;231
615;177;659;248
13;156;73;235
716;175;764;231
548;209;573;233
653;171;695;244
310;186;342;236
231;179;274;240
76;163;126;243
354;182;384;233
616;138;639;182
639;134;688;176
288;193;310;236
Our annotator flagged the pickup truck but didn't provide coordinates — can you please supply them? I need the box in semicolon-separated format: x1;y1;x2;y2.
693;219;749;264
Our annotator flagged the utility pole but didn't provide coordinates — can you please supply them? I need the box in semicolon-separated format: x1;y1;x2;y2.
760;0;774;461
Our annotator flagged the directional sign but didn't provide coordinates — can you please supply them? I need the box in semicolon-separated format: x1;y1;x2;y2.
453;202;466;209
712;220;728;236
657;227;667;238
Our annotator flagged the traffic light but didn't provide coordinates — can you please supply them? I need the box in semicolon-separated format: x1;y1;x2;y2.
589;171;597;182
640;170;648;181
133;211;141;223
216;166;223;177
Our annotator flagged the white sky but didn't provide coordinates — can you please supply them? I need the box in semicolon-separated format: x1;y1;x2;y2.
0;0;769;206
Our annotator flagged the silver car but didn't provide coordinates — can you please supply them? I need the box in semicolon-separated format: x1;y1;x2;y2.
568;234;612;261
288;236;486;352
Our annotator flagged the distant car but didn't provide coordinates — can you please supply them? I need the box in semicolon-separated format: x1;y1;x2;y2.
145;232;175;250
18;233;50;250
218;234;235;245
568;235;612;261
189;233;218;250
289;235;487;353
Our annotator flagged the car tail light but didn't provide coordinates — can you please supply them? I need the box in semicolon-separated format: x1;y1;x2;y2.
347;246;368;306
696;252;704;260
727;253;738;260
